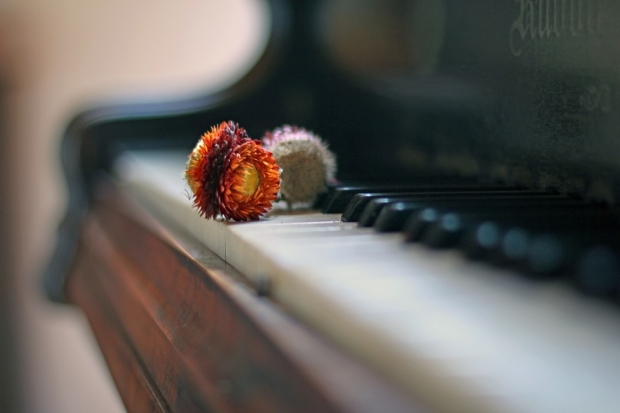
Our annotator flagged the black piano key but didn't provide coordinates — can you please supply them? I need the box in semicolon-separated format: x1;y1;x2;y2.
373;203;419;232
320;179;472;213
422;212;471;248
493;227;563;271
461;204;614;260
461;221;503;259
342;192;433;223
526;234;566;276
341;185;522;222
422;201;619;264
500;227;531;264
358;197;402;227
462;207;620;279
397;195;576;242
465;227;565;276
404;207;440;242
364;196;472;231
525;234;620;291
358;195;466;228
358;190;563;228
320;185;389;214
423;210;524;249
375;191;569;235
358;194;485;229
575;245;620;297
499;222;620;288
343;192;421;223
341;193;380;222
466;221;550;262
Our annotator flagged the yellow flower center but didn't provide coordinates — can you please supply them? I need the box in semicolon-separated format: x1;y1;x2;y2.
237;164;260;196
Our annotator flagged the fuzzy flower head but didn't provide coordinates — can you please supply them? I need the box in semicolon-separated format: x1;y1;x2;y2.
185;121;280;221
263;125;336;205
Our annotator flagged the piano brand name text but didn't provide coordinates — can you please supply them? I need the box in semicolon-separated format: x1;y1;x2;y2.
510;0;606;56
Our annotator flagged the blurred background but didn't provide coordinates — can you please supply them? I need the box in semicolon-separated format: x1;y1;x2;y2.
0;0;268;411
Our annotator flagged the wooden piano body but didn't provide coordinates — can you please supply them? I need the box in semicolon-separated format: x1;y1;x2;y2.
45;1;620;412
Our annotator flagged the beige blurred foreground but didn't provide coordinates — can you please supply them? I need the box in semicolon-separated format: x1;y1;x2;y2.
0;0;267;411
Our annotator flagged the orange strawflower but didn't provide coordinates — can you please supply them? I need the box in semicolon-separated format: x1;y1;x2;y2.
185;121;280;221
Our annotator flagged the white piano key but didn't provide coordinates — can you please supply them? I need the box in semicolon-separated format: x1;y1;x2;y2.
117;150;620;413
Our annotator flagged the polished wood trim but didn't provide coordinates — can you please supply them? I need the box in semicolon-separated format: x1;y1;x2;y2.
70;246;171;412
66;182;425;413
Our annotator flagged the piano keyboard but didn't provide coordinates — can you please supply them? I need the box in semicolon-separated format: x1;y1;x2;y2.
116;150;620;413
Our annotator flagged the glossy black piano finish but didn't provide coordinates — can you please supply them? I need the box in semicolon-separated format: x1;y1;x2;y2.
46;0;620;299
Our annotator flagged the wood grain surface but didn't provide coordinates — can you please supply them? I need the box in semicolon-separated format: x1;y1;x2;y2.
66;180;423;413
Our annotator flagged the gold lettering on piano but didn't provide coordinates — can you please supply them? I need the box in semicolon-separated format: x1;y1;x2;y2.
510;0;607;56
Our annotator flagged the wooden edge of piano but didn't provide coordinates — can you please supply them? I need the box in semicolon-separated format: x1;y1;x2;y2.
71;177;424;413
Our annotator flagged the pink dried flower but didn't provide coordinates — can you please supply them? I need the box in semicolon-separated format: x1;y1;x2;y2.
263;125;337;206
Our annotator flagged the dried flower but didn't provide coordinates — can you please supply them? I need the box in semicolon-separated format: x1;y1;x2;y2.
263;125;336;206
185;121;280;221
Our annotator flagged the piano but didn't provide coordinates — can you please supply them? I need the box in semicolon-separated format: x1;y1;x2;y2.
44;1;620;412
